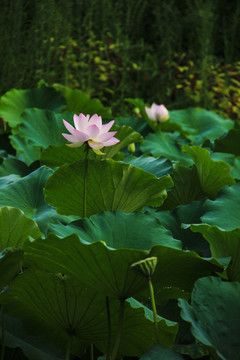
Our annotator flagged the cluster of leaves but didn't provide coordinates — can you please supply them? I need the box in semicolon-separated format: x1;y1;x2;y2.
0;84;240;360
39;33;142;106
163;53;240;121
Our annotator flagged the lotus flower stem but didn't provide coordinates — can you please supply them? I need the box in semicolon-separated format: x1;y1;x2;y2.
0;311;5;360
65;335;72;360
110;299;125;360
148;276;161;344
106;296;112;360
83;144;90;218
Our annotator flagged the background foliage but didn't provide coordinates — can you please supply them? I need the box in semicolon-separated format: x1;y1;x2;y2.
0;0;240;114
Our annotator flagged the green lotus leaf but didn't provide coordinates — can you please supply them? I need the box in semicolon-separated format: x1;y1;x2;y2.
173;343;209;359
170;108;234;144
114;116;148;135
161;164;204;210
45;159;173;217
40;144;97;168
23;233;224;300
103;125;143;159
123;155;173;178
0;85;65;128
10;134;41;165
0;175;20;188
141;132;193;167
17;108;66;148
0;310;64;360
178;276;240;360
210;152;240;179
0;207;42;250
0;155;30;177
214;127;240;155
0;270;178;357
146;200;210;256
0;248;23;289
190;224;240;281
140;344;184;360
0;166;71;233
53;85;112;119
201;182;240;230
182;145;235;197
48;210;181;250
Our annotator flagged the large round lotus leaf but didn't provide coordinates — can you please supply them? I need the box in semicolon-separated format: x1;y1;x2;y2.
53;85;112;119
23;233;224;300
0;270;178;357
214;127;240;155
0;85;65;128
0;207;42;250
17;108;66;148
48;210;181;250
210;152;240;179
140;344;184;360
0;248;23;290
0;310;64;360
161;164;204;210
178;276;240;360
201;182;240;230
170;108;234;145
123;155;173;178
0;166;68;233
182;145;235;197
190;224;240;281
140;132;193;167
44;159;173;217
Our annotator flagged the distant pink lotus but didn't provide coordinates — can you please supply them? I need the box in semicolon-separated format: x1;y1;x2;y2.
62;113;120;154
145;103;169;122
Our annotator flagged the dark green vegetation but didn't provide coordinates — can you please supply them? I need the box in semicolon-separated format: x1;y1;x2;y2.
0;0;240;358
0;85;239;359
1;0;240;114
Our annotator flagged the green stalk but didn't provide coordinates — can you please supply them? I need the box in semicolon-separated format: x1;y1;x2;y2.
65;335;72;360
148;276;161;344
110;299;125;360
83;144;89;218
0;310;5;360
106;296;112;360
90;343;94;360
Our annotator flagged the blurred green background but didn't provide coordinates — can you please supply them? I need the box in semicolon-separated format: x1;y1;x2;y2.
0;0;240;116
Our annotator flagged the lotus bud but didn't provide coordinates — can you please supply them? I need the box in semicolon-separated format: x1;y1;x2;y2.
128;143;135;154
145;103;169;123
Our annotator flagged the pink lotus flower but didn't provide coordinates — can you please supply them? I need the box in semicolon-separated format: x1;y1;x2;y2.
62;113;120;155
145;103;169;122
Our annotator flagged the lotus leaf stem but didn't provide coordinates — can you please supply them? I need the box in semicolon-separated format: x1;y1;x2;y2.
65;335;72;360
0;310;5;360
106;296;111;360
110;299;125;360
